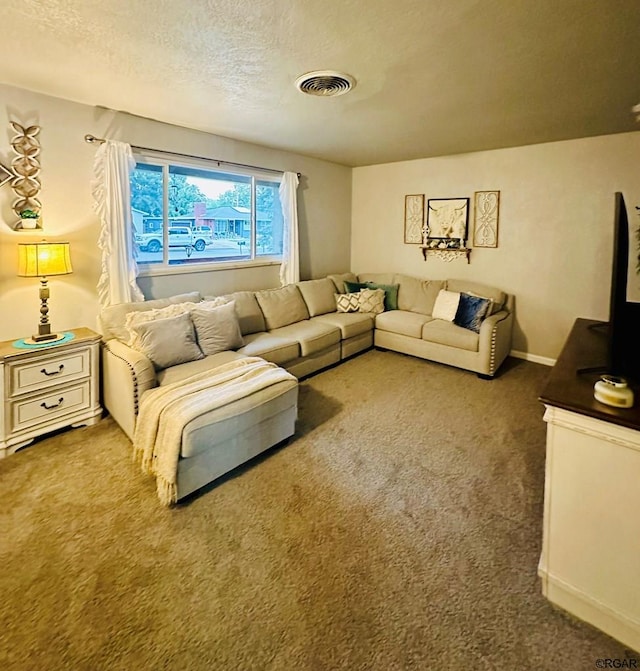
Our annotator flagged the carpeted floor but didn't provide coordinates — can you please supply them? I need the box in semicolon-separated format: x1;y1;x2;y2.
0;350;635;670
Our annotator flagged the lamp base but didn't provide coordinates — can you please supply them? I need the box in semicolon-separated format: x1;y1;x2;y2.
26;332;66;345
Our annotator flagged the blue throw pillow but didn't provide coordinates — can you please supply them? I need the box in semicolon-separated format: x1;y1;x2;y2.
454;293;492;333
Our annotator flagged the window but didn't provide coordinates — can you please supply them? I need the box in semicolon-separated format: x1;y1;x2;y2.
130;154;283;272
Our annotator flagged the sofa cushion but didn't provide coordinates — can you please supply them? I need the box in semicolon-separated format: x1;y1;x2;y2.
237;332;300;366
217;291;266;335
312;313;375;339
270;321;341;356
422;320;479;352
432;289;461;321
156;351;245;386
297;278;337;316
327;272;358;294
255;285;310;330
375;310;433;338
191;301;244;356
358;273;395;285
130;312;204;370
100;291;201;342
454;293;493;333
394;274;444;315
445;279;506;315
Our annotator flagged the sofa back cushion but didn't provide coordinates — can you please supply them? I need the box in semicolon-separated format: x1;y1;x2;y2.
255;284;310;330
217;291;266;335
394;274;444;315
445;279;506;314
327;272;358;294
297;278;337;316
99;291;202;342
358;273;395;285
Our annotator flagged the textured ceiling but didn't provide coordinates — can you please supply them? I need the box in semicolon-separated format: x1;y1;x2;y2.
1;0;640;167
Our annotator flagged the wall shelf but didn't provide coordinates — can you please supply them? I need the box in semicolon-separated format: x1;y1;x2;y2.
420;246;471;263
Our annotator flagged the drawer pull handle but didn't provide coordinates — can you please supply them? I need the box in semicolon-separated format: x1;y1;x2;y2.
41;397;64;410
41;364;64;377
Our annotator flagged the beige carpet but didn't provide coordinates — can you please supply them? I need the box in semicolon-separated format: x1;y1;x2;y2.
0;350;634;670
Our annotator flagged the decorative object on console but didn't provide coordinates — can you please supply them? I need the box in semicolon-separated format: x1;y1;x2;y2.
17;241;73;343
9;121;42;230
421;198;471;263
473;191;500;248
594;375;634;408
404;194;424;244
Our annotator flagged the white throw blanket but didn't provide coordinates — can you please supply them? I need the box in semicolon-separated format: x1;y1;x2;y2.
133;357;297;506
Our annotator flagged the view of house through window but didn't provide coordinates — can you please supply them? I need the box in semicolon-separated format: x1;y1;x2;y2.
130;157;284;269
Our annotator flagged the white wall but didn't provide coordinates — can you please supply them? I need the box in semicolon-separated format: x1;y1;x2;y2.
352;133;640;360
0;84;352;342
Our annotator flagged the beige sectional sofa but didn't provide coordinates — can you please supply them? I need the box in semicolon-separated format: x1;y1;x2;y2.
100;272;513;502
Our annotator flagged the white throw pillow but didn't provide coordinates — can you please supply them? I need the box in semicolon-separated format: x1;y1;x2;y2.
130;312;204;370
191;301;244;356
432;289;461;321
335;292;361;313
357;288;385;314
124;302;199;348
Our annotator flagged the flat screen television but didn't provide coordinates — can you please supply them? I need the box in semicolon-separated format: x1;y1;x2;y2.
606;192;640;383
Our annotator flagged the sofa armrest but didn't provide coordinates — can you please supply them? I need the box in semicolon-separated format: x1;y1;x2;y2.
101;339;158;441
478;309;513;375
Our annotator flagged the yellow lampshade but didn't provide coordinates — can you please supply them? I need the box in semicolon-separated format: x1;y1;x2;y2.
17;242;73;278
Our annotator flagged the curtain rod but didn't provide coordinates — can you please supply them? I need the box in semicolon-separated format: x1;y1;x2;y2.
84;134;300;178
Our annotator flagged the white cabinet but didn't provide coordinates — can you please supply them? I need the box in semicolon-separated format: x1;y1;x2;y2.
539;406;640;651
0;328;102;457
539;318;640;651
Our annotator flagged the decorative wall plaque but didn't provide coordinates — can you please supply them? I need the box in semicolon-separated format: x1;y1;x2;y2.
404;194;424;244
473;190;500;248
10;121;42;229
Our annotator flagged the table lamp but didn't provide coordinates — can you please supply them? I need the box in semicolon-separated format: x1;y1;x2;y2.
17;241;73;343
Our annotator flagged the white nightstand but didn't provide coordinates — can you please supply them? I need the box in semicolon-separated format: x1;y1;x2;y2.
0;327;103;458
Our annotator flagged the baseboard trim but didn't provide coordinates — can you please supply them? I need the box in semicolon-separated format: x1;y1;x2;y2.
510;350;556;367
539;569;640;652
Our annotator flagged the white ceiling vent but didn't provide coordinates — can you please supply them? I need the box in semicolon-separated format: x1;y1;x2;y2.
295;71;356;97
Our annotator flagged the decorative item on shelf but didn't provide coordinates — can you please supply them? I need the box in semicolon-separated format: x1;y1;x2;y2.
420;197;471;263
9;121;42;229
594;375;634;408
473;191;500;248
404;194;424;244
17;208;40;230
17;241;73;343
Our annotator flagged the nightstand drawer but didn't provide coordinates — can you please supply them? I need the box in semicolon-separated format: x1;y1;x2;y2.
10;381;91;433
8;349;90;397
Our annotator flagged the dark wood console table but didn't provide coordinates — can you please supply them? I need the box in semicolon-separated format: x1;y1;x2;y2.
539;317;640;431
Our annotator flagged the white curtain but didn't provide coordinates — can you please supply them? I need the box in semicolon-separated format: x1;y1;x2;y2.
279;171;300;286
92;140;144;308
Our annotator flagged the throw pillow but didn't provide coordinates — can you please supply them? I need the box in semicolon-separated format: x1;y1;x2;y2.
191;301;244;356
357;288;385;314
124;301;199;349
432;289;461;321
335;292;361;313
344;280;399;311
454;293;493;333
130;312;204;370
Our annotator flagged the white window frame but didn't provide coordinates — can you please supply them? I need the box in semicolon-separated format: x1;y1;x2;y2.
132;150;283;277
